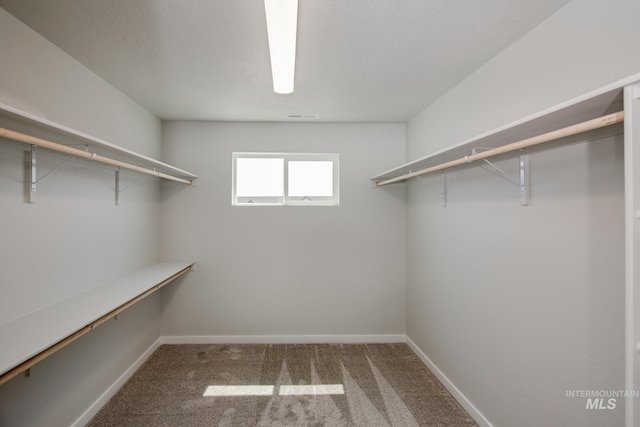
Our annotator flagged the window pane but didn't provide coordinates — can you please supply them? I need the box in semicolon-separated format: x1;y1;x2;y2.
288;161;333;197
236;158;284;197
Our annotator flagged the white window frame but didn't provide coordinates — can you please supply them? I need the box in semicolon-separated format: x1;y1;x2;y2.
232;152;340;206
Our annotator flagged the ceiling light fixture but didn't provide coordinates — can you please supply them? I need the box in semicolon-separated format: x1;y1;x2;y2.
264;0;298;94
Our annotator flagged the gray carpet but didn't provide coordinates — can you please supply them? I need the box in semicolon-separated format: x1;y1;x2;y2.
88;343;478;426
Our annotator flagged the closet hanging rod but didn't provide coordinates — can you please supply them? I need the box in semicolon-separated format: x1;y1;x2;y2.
0;127;193;185
376;111;624;187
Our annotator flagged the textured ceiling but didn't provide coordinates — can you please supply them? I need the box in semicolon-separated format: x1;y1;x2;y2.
0;0;572;122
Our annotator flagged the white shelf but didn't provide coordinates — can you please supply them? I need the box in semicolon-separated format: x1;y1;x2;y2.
0;102;197;181
0;261;194;382
372;85;625;183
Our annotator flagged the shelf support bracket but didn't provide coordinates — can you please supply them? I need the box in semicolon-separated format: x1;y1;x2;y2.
29;145;36;204
473;147;519;186
36;156;76;184
114;170;143;206
472;147;529;206
414;170;447;207
520;149;530;206
26;145;80;204
441;170;447;207
115;167;120;206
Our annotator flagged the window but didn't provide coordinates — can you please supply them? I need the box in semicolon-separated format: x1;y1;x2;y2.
232;153;339;206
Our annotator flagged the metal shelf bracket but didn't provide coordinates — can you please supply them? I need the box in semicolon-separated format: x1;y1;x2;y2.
115;168;120;206
520;149;530;206
414;169;448;207
114;168;143;206
471;147;529;206
28;145;36;204
441;170;447;207
27;145;84;204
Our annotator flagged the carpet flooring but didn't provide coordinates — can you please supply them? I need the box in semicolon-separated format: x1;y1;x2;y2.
88;343;478;426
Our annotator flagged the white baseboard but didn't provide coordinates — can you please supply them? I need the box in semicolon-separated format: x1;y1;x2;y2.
160;334;407;345
71;337;162;427
405;336;493;427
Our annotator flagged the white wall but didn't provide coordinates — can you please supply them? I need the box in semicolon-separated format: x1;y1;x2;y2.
406;0;639;426
0;8;164;427
409;0;640;159
160;121;406;339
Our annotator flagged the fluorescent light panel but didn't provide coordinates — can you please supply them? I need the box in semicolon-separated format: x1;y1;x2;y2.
264;0;298;94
